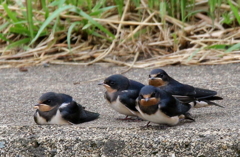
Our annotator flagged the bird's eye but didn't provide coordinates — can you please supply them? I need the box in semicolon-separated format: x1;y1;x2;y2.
45;100;51;103
148;75;151;78
151;93;156;97
110;81;115;86
157;74;163;78
139;95;144;99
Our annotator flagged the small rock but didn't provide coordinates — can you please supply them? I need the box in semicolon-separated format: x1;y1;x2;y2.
19;67;28;72
0;141;5;148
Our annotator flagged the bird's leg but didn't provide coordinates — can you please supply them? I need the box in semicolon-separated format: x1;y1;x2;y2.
136;117;144;121
145;121;151;127
116;115;136;121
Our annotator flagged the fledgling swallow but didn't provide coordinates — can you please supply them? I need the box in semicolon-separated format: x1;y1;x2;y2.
98;74;144;120
148;69;223;108
136;85;194;126
34;92;99;125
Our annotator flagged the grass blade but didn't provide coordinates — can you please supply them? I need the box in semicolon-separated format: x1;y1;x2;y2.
0;22;10;31
40;0;49;19
92;0;106;11
67;22;79;49
207;44;228;50
5;38;31;50
10;26;31;36
159;1;166;23
87;29;110;40
208;0;215;19
228;0;240;25
184;10;207;21
90;6;116;16
30;5;73;45
3;3;31;35
180;0;186;22
187;49;201;62
86;0;92;11
78;10;115;40
26;0;34;39
3;3;20;23
132;0;140;7
225;43;240;53
114;0;123;15
82;23;92;30
0;33;10;42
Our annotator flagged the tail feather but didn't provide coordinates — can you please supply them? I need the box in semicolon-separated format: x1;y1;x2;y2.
206;101;224;108
197;95;223;100
173;95;195;104
199;96;223;101
193;100;224;108
195;95;223;108
194;88;217;98
183;112;195;122
83;110;100;122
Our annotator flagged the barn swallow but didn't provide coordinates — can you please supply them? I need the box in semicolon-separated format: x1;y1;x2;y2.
98;74;145;120
136;85;194;126
34;92;99;125
148;69;223;108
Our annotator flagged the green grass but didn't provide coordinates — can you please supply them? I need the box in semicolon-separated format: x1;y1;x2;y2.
1;1;238;47
0;0;240;67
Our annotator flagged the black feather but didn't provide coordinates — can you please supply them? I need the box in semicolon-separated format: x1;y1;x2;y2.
58;93;73;103
138;85;191;117
119;90;140;111
150;69;223;107
60;102;99;124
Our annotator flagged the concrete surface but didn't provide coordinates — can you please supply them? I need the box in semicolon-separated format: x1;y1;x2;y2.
0;63;239;156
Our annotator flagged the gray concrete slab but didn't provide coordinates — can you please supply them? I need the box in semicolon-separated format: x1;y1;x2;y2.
0;63;239;156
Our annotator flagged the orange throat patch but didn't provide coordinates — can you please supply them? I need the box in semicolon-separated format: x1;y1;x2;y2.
140;97;160;107
149;78;166;87
104;84;117;93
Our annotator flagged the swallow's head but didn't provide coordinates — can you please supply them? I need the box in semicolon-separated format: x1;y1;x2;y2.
148;69;169;87
138;85;161;107
98;74;129;92
34;92;61;112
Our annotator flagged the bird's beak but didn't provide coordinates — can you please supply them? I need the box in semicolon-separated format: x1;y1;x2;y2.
98;83;110;88
149;77;155;80
34;104;40;109
144;98;150;102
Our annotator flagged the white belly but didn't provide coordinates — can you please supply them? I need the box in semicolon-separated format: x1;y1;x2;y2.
195;101;209;108
48;110;69;124
136;106;179;125
35;112;48;124
190;101;209;108
35;110;69;125
110;97;136;116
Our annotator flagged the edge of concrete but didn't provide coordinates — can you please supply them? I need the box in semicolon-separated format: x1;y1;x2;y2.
0;126;239;156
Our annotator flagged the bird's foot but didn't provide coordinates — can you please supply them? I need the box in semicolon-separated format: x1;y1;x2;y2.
141;121;151;128
116;116;136;121
185;113;195;122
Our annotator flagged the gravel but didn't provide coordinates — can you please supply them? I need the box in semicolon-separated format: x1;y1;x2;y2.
0;63;239;156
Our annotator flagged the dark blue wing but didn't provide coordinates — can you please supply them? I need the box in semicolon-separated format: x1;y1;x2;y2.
158;89;191;117
118;79;144;112
119;90;139;111
161;80;195;96
60;102;99;124
193;87;217;98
